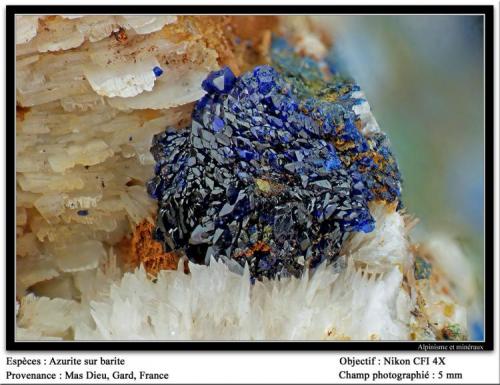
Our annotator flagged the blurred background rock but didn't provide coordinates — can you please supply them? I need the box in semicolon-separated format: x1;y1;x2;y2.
316;15;485;338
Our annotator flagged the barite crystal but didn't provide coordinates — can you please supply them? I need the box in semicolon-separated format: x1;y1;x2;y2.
148;37;402;280
15;14;277;295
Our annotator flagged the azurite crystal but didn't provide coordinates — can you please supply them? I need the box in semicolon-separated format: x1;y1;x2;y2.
148;41;402;281
270;37;402;204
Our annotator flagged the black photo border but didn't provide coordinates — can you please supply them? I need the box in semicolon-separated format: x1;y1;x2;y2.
5;4;494;351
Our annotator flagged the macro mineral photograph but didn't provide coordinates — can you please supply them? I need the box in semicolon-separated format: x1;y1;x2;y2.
11;11;487;343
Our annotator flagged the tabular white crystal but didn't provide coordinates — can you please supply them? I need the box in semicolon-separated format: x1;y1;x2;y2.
84;57;160;98
50;240;105;273
107;65;210;110
117;16;177;34
13;204;417;341
342;202;410;271
17;294;80;337
15;15;216;295
61;256;411;340
295;33;328;60
15;16;39;44
351;90;382;135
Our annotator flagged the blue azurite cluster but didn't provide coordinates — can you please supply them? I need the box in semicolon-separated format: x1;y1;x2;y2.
270;37;402;204
148;41;401;281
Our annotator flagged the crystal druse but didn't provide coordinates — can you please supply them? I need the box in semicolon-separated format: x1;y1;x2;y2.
148;38;402;280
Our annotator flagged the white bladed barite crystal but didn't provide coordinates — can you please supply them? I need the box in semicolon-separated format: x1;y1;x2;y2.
15;15;215;293
84;58;160;98
16;216;470;341
15;16;39;45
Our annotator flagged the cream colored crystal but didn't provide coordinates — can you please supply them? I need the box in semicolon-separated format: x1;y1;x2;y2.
342;202;410;271
15;205;469;341
19;257;414;340
117;15;177;34
84;57;160;98
15;16;39;44
15;15;217;298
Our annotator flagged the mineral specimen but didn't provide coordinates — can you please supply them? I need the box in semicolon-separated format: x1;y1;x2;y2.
15;15;474;342
148;38;402;280
15;15;276;296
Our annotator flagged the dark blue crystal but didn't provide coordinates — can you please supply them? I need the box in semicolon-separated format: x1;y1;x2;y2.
149;40;402;281
152;66;164;77
201;66;237;94
212;116;224;133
